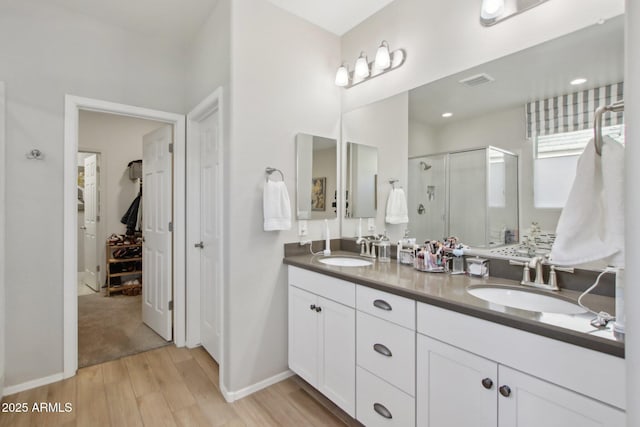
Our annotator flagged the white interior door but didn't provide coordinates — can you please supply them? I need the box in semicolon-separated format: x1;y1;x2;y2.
142;125;173;341
83;154;100;291
196;109;221;361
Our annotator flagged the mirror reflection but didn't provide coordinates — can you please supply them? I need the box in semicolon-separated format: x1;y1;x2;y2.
295;133;337;220
409;147;518;248
345;142;378;218
406;16;623;245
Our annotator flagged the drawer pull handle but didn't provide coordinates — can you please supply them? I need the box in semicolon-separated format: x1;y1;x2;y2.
373;299;392;311
499;385;512;397
373;403;392;419
373;343;392;357
481;378;493;389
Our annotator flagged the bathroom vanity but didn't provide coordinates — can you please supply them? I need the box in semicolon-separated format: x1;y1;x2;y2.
284;252;625;427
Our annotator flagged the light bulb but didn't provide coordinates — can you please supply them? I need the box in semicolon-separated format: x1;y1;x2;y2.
374;41;391;70
354;52;370;79
335;65;349;87
481;0;505;19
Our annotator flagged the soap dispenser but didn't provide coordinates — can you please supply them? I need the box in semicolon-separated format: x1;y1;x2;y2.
378;231;391;263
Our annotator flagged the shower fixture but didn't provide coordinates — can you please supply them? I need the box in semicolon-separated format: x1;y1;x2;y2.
420;161;432;171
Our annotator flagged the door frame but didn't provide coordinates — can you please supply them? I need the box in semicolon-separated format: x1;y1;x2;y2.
185;88;225;382
0;82;6;396
63;95;186;378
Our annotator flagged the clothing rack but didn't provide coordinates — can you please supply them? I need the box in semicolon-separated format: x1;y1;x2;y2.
265;167;284;182
594;100;624;156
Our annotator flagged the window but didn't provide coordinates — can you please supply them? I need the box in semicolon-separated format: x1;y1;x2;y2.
533;125;624;208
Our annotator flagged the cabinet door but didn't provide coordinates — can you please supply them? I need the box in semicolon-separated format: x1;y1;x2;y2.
498;366;625;427
318;296;356;417
417;335;497;427
289;286;319;386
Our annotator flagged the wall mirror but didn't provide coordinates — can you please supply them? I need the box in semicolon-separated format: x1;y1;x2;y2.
295;133;337;220
345;142;378;219
339;16;623;248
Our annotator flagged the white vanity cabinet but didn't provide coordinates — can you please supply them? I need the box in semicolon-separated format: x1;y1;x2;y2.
417;303;626;427
288;267;356;416
355;286;416;426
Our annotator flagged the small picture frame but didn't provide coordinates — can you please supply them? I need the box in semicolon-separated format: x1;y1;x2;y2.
312;177;326;211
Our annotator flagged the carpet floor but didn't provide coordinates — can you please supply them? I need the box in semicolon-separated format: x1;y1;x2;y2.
78;293;169;368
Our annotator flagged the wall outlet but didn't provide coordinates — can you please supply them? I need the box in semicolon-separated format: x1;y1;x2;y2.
298;220;308;236
367;218;375;232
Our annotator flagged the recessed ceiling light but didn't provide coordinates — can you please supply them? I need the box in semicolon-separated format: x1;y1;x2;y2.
442;112;453;118
570;78;587;85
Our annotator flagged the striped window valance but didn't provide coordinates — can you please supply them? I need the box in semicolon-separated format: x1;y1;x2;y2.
526;82;624;138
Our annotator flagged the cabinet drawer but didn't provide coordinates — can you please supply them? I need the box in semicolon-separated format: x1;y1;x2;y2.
289;266;355;307
357;311;415;396
357;285;415;329
356;366;415;427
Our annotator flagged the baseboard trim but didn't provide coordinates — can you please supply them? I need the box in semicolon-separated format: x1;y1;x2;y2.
3;372;65;396
220;370;294;403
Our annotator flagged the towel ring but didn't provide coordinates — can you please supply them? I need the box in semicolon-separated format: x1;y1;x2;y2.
265;167;284;182
389;179;400;189
594;99;624;156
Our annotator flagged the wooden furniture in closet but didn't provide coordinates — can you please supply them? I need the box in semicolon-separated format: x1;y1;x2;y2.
105;241;142;296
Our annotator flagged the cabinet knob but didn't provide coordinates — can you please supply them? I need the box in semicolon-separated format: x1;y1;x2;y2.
373;299;392;311
373;403;392;419
373;343;393;357
315;306;322;312
499;385;512;397
194;241;204;248
310;304;316;311
481;378;493;389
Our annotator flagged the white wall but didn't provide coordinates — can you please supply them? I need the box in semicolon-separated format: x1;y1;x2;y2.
227;0;341;392
78;111;164;277
342;92;409;242
340;0;624;112
409;119;437;158
625;2;639;425
0;0;185;388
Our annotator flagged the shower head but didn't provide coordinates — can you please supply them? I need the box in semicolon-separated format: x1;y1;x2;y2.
420;161;432;171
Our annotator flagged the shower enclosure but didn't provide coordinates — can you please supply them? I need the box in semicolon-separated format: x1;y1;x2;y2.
408;146;518;247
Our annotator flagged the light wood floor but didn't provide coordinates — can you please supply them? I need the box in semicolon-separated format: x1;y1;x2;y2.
0;346;351;427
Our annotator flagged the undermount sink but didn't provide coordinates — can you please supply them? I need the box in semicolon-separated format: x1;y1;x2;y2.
467;285;587;315
318;256;373;267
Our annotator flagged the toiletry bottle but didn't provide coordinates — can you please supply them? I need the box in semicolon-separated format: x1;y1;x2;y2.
378;231;391;263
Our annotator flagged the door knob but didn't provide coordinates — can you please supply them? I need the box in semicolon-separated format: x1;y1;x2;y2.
194;241;204;248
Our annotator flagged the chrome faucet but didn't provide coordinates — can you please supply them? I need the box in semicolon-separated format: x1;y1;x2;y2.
357;236;378;259
509;257;574;291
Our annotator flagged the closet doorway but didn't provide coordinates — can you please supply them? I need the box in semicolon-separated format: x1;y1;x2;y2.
64;96;187;379
76;112;171;368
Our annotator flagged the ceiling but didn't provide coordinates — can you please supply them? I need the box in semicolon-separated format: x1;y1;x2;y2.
266;0;396;35
39;0;395;45
41;0;220;45
410;16;625;128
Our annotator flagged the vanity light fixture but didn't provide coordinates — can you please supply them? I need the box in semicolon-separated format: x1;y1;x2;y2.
334;41;406;89
335;64;350;87
374;41;391;70
442;112;453;118
570;77;588;86
354;52;370;79
480;0;549;27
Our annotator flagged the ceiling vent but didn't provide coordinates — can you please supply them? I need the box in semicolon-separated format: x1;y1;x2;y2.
459;73;495;87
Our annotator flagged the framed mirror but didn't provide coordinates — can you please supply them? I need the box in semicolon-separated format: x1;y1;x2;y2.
295;133;337;220
345;142;378;218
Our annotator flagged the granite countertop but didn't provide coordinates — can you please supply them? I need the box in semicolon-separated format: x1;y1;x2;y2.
283;251;624;358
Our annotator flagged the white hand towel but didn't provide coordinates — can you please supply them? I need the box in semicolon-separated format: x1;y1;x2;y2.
385;188;409;224
550;137;625;267
263;180;292;231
